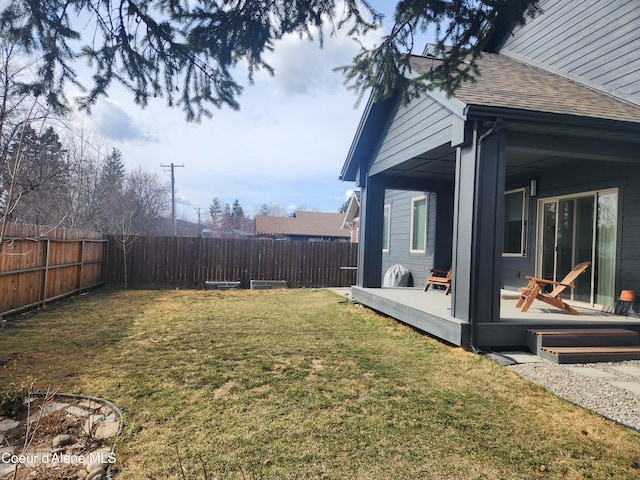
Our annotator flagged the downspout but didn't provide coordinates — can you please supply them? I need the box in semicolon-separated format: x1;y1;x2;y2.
469;118;502;353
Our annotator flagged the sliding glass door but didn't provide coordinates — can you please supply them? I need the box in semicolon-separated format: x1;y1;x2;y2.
538;189;617;308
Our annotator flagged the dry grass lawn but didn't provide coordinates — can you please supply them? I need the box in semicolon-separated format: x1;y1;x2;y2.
1;288;639;479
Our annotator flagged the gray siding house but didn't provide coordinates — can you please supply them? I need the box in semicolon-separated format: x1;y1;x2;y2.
380;189;449;287
340;0;640;349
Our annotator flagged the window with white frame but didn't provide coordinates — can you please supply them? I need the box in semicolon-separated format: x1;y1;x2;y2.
410;196;427;253
503;188;527;256
382;204;391;252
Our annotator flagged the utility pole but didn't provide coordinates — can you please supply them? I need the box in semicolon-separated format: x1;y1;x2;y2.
194;207;205;226
161;163;184;236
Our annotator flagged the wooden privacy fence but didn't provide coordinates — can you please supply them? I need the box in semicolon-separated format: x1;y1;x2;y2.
0;222;106;317
105;236;358;289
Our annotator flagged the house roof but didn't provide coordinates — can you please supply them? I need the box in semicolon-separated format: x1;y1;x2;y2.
341;51;640;183
341;191;361;229
409;53;640;124
255;211;349;238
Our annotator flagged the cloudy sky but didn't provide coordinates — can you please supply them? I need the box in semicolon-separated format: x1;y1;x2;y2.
71;1;428;222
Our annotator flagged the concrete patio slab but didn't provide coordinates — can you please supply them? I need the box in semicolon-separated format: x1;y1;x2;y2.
611;381;640;395
612;365;640;377
564;367;617;378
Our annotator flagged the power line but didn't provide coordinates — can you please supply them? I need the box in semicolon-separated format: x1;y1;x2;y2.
35;100;109;161
37;98;149;174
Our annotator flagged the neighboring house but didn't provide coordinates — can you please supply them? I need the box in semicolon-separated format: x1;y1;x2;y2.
254;211;350;242
340;0;640;349
341;191;361;243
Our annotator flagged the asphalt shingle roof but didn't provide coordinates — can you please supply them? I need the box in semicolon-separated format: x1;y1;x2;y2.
255;211;349;238
410;52;640;123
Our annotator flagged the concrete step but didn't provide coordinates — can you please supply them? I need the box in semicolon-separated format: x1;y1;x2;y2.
526;328;640;353
539;346;640;364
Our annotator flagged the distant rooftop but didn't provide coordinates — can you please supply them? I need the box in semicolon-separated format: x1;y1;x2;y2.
255;211;349;239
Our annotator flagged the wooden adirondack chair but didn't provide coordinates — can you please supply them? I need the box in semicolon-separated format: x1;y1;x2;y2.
516;261;591;315
424;268;452;295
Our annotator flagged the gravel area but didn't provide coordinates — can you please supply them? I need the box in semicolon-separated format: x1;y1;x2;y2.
507;358;640;432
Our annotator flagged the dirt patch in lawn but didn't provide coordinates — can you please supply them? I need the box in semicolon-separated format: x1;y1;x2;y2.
0;393;121;480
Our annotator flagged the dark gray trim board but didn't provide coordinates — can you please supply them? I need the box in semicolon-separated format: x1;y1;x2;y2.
352;286;469;346
476;321;640;349
352;287;640;349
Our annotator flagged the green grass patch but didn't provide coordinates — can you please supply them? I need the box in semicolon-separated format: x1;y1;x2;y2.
1;289;639;479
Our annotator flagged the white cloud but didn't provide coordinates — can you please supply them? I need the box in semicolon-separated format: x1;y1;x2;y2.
87;99;157;143
261;33;358;96
258;7;383;98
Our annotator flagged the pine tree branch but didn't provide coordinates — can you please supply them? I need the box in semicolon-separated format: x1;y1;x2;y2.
0;0;541;120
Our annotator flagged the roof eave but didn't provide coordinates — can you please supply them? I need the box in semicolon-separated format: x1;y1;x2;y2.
404;62;468;120
340;92;398;182
464;105;640;132
340;75;470;183
341;193;360;228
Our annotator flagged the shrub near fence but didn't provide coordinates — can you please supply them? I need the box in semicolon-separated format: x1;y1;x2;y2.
105;236;358;289
0;222;107;317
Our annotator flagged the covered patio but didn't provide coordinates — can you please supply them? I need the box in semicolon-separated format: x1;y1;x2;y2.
343;52;640;351
352;287;640;350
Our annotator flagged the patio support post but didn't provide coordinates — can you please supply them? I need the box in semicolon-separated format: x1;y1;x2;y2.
452;129;476;322
357;174;385;288
451;120;506;341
